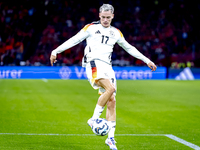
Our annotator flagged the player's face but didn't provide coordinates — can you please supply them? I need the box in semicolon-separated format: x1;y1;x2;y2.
99;10;114;28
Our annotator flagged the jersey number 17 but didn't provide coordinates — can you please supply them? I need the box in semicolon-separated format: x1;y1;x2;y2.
101;35;109;44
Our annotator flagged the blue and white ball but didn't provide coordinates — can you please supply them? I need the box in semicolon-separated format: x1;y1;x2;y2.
92;118;110;136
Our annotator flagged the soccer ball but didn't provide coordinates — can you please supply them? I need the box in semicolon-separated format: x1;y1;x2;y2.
92;118;110;136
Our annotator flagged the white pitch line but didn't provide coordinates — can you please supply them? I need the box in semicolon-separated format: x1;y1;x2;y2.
115;134;166;136
0;133;199;149
165;134;200;150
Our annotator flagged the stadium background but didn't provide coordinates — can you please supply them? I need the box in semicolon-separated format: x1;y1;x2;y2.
0;0;200;68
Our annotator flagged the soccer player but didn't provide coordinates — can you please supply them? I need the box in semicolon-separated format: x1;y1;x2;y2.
50;4;157;150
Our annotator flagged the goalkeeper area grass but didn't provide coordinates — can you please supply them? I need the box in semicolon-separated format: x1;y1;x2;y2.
0;79;200;150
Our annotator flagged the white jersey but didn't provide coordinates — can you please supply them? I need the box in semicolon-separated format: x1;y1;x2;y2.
51;21;151;67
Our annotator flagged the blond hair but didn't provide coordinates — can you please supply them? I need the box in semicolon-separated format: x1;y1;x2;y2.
99;4;114;13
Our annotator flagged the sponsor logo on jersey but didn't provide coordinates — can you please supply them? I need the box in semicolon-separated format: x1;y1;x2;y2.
95;30;101;34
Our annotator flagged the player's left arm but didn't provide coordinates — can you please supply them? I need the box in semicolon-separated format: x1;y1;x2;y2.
117;32;157;71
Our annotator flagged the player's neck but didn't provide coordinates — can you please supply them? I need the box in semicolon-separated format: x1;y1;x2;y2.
101;23;111;28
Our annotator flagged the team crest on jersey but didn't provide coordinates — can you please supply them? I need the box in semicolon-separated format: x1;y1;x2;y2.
109;31;115;37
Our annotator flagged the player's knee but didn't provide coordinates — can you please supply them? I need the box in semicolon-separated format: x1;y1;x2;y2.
107;95;116;109
107;86;116;95
110;94;116;102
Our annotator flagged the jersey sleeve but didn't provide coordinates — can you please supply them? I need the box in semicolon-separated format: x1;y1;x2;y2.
116;32;151;64
51;25;90;56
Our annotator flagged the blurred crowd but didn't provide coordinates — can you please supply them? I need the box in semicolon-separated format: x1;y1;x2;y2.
0;0;200;68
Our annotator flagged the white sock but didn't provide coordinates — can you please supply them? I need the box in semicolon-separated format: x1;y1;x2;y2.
92;104;104;119
108;121;116;138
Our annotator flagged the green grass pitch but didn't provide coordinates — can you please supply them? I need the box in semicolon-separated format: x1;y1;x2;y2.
0;79;200;150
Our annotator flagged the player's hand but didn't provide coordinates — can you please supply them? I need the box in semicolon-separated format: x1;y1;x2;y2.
50;55;57;66
147;62;157;71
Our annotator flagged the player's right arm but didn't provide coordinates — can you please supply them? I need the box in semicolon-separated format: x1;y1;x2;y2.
50;24;91;66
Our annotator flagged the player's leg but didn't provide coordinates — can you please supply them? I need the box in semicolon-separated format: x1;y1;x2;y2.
91;78;116;120
106;95;116;137
105;94;117;150
96;78;116;107
106;94;116;121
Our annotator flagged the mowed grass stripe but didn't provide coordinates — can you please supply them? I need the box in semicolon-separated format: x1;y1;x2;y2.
0;80;200;150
